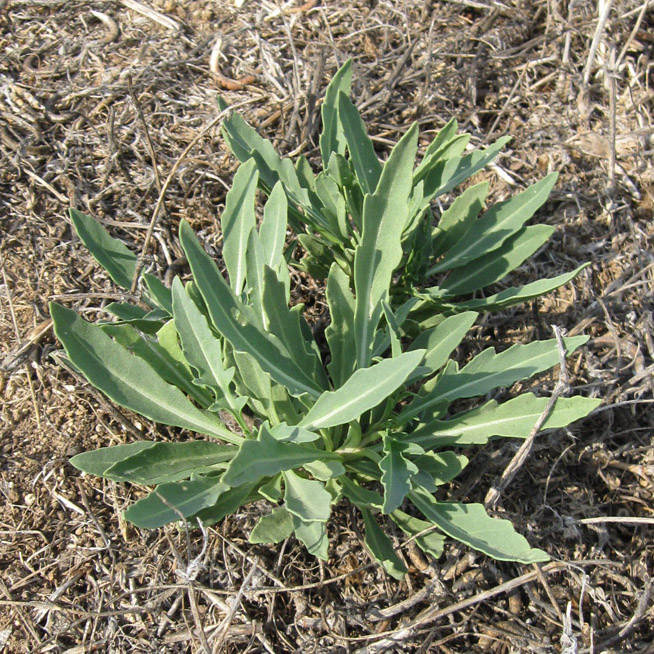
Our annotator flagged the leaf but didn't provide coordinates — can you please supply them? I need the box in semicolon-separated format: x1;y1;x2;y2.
320;59;353;167
104;303;165;334
407;311;477;382
222;424;339;487
124;478;228;529
69;209;136;290
409;393;602;448
391;510;446;560
143;274;173;314
70;442;156;478
250;507;294;544
438;224;555;297
50;303;241;444
412;452;468;491
338;92;381;194
340;477;383;509
299;350;424;431
353;124;419;366
400;335;588;422
259;475;283;502
413;133;470;185
283;470;332;522
443;265;588;313
269;423;321;443
101;323;212;408
431;182;488;258
105;441;236;485
222;159;259;294
259;182;288;271
261;267;328;389
361;508;408;579
409;488;549;563
171;278;244;414
179;220;323;399
414;117;459;175
193;482;256;526
429;173;558;275
303;459;346;481
292;515;329;560
380;436;419;514
325;264;357;387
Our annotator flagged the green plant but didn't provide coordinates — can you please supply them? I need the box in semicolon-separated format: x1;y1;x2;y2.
51;168;599;576
218;59;586;319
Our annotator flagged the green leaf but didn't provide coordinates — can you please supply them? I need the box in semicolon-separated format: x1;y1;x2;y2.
443;265;588;313
412;452;469;491
431;182;488;258
438;224;555;297
340;477;383;509
338;92;381;194
408;311;477;382
409;393;602;448
222;424;339;487
353;124;419;366
193;482;256;526
259;182;288;271
391;510;446;560
171;278;245;414
69;209;136;290
283;470;332;522
105;441;236;484
269;423;321;443
70;442;156;478
261;267;328;389
325;264;356;387
143;274;173;314
50;303;241;443
413;133;470;185
380;436;419;514
292;515;329;560
414;117;459;175
179;220;322;399
222;159;259;294
320;59;353;167
104;303;165;334
303;459;346;481
429;173;558;275
300;350;424;431
101;323;212;408
250;507;294;544
409;488;549;563
400;335;588;422
259;475;283;502
361;508;408;579
124;478;228;529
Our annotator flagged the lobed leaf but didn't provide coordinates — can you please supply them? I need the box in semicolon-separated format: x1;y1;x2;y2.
250;507;294;544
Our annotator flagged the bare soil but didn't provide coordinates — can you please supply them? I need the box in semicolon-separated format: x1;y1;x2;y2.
1;1;653;652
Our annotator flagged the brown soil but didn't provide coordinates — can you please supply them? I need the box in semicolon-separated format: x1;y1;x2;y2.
1;1;653;652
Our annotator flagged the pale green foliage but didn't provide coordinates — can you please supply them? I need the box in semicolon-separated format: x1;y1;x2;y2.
218;59;588;316
50;65;600;575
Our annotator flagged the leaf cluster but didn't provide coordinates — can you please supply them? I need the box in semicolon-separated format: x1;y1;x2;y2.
50;61;599;576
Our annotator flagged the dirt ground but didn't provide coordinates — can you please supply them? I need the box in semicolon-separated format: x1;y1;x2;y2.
1;0;653;652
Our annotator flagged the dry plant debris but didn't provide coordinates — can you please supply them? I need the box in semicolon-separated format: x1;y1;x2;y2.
0;0;652;652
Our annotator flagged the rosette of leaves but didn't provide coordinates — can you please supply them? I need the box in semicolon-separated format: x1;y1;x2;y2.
51;147;598;577
217;59;587;319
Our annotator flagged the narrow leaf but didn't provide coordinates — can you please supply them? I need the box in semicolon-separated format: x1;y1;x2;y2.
338;92;381;194
409;489;549;563
124;478;228;529
409;394;602;448
380;436;419;514
259;182;288;270
325;264;356;387
70;442;156;478
222;424;339;487
300;350;424;431
361;508;408;579
320;59;353;166
50;303;241;443
69;209;136;290
105;441;236;485
180;220;322;398
222;159;258;294
391;510;446;560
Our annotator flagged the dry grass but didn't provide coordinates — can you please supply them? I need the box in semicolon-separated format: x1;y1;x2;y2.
1;0;653;652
